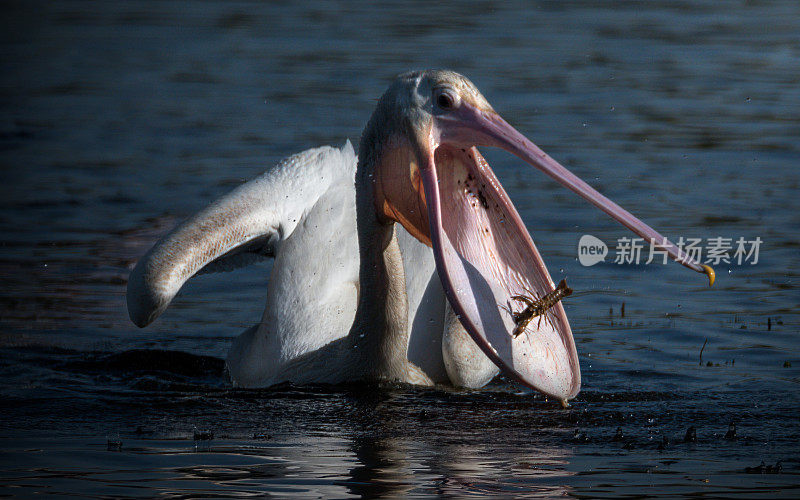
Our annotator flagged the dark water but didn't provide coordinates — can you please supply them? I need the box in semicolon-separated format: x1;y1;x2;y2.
1;1;799;497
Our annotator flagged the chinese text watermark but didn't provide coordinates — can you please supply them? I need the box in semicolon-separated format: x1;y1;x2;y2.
578;235;762;266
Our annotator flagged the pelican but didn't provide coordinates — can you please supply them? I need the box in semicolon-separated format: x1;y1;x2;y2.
127;70;713;403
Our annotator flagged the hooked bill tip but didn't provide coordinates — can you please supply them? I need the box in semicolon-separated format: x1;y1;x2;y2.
701;264;715;287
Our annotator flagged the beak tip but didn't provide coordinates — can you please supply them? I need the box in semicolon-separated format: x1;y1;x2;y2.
701;264;715;287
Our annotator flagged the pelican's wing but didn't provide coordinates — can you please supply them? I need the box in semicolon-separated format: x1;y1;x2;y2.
127;141;357;327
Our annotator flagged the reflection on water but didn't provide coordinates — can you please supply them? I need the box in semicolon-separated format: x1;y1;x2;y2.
1;0;799;497
3;354;798;497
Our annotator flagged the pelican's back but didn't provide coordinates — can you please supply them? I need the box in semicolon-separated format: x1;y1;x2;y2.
228;144;361;385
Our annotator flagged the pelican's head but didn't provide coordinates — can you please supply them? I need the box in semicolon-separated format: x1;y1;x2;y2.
361;70;497;245
361;70;712;402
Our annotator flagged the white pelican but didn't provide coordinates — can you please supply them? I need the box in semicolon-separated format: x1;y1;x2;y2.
127;70;713;403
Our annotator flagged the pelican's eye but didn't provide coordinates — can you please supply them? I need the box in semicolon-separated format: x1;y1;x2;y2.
434;88;459;111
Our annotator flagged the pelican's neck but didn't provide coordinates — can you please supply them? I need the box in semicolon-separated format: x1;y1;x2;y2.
349;138;411;381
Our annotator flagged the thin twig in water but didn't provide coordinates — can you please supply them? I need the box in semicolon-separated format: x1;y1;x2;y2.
699;338;708;365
